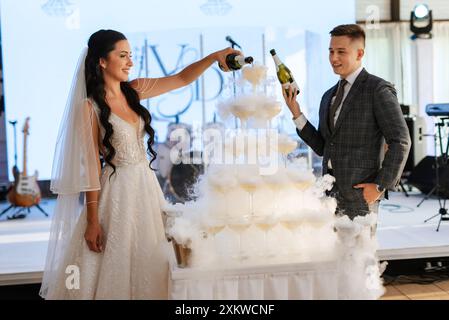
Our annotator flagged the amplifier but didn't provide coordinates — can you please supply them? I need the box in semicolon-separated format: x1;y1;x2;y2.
404;116;427;172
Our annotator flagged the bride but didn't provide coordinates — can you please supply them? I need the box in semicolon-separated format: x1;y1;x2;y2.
40;29;240;299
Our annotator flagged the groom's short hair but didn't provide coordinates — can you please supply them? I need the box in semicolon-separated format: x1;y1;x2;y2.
330;24;366;48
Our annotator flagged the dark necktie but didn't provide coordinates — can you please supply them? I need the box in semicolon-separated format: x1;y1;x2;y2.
328;79;348;131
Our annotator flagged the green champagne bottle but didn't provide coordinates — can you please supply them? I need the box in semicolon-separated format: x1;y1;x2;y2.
219;54;254;71
270;49;300;95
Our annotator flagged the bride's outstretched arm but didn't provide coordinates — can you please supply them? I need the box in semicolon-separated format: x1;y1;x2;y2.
129;47;241;100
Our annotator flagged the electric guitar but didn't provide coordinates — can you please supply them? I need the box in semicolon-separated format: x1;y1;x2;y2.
7;117;41;207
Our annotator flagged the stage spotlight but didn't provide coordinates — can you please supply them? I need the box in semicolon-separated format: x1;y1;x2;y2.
410;4;433;39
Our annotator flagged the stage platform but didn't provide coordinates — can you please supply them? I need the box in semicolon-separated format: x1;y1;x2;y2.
1;191;448;286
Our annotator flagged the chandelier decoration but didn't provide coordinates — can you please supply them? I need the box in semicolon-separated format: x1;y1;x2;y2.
200;0;232;16
41;0;74;17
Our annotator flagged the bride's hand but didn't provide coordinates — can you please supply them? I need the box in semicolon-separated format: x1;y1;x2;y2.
213;47;242;72
84;222;104;253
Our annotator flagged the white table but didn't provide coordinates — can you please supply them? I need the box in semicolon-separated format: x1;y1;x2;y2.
169;259;339;300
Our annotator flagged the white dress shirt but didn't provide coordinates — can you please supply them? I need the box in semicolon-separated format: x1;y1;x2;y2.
294;66;364;169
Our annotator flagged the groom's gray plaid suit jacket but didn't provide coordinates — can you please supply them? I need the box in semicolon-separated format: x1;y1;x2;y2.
297;68;411;212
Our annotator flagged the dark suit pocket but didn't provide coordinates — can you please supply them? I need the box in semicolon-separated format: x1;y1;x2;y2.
354;188;368;205
336;167;374;202
337;186;367;207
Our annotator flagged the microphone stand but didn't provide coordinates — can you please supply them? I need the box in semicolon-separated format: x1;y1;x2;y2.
421;117;449;231
0;121;19;219
0;120;49;220
8;120;19;176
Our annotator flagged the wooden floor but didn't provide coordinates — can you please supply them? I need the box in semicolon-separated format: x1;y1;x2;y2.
381;280;449;300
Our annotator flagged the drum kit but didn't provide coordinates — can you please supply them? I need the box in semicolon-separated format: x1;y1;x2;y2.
154;120;226;203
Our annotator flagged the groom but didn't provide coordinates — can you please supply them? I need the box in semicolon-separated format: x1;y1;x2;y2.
283;24;411;220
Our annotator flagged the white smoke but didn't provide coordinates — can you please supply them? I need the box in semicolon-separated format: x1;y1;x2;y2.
335;213;386;299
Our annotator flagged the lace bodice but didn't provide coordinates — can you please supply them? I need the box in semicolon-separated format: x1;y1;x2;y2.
92;103;148;166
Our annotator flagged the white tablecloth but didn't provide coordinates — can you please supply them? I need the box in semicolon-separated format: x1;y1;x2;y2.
169;259;339;300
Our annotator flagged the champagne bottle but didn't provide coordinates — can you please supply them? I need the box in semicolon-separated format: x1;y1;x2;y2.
270;49;300;95
219;54;254;71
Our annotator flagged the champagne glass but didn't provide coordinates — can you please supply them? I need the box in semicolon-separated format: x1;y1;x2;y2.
294;181;312;191
263;101;282;130
240;115;248;131
263;175;284;215
242;63;267;94
206;214;226;237
264;166;288;213
228;216;251;260
288;167;315;192
207;219;226;251
281;219;301;251
278;137;297;168
231;106;252;130
209;181;233;218
237;165;262;217
280;220;301;232
239;179;260;216
208;224;226;237
253;215;276;258
224;135;243;162
208;166;239;217
282;216;305;259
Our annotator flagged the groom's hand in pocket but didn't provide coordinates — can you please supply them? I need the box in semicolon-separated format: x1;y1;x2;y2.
353;183;382;205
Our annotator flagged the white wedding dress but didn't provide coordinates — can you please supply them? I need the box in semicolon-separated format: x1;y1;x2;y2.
48;102;169;299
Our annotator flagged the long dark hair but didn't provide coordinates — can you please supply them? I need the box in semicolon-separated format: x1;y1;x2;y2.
85;29;157;177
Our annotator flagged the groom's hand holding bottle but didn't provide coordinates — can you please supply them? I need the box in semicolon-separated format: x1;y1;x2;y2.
283;86;302;120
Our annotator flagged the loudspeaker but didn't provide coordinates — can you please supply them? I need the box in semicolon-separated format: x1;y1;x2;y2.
404;116;427;172
407;156;449;198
